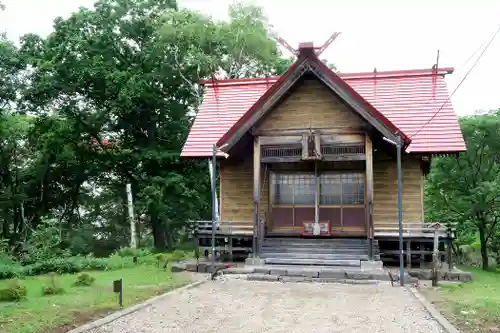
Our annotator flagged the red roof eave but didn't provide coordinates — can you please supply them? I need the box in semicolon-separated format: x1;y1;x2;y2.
217;50;411;149
312;57;411;147
216;58;304;147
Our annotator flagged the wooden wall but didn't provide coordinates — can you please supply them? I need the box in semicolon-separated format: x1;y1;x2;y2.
219;159;269;224
373;156;424;227
256;79;364;133
219;155;425;232
218;76;425;233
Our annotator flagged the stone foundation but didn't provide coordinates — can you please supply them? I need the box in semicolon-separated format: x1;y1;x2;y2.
244;257;266;266
170;260;472;284
360;260;384;271
406;268;472;282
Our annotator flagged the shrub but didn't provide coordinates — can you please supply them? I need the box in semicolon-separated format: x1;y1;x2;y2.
42;284;65;296
0;280;27;302
171;250;186;261
20;256;110;277
115;247;151;258
155;254;166;267
0;253;156;281
73;272;95;287
0;263;23;280
42;273;64;296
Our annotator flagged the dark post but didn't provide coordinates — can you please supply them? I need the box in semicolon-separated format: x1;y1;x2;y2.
113;279;123;307
211;144;217;273
396;140;405;286
447;237;453;271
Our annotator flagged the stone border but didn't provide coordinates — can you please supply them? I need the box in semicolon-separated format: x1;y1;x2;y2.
407;287;461;333
67;280;207;333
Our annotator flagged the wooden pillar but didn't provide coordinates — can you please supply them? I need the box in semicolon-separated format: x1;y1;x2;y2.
314;161;320;235
365;133;374;260
253;136;261;258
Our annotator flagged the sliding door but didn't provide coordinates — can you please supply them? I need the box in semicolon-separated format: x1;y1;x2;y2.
320;172;365;235
270;172;315;232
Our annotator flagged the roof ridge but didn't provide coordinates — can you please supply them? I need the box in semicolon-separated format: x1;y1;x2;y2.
200;67;454;86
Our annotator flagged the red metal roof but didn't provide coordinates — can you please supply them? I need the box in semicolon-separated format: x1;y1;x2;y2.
216;47;411;150
182;67;466;157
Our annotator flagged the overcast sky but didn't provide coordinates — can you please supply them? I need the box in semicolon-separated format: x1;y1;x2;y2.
1;0;499;115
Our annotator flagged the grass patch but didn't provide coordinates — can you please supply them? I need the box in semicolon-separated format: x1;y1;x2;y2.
424;267;500;332
0;252;192;333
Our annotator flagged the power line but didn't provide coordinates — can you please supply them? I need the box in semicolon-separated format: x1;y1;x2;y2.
413;35;494;112
404;38;491;115
409;24;500;139
457;39;488;72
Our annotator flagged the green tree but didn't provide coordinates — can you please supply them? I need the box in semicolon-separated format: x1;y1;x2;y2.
21;0;206;251
0;0;305;255
0;35;25;112
20;0;297;251
426;111;500;270
161;2;293;81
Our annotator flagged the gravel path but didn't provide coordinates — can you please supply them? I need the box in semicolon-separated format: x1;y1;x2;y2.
88;279;443;333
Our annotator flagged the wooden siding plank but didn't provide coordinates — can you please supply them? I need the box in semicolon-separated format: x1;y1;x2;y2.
220;163;253;222
219;161;268;229
259;135;302;145
256;79;364;132
373;156;424;228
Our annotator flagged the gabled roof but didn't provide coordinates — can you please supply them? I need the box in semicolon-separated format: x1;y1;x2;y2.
181;52;466;157
216;43;410;152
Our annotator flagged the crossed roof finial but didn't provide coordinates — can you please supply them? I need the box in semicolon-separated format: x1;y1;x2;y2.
268;28;341;57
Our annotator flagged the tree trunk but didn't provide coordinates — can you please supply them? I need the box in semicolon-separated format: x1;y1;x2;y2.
151;214;166;252
478;224;489;270
165;222;174;251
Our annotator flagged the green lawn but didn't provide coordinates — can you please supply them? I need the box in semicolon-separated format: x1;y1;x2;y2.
423;267;500;332
0;261;192;333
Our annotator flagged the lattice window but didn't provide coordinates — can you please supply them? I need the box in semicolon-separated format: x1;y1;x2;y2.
272;172;364;206
321;144;365;156
261;145;302;159
341;173;365;205
271;173;315;205
319;173;342;205
271;173;294;205
293;174;315;205
319;172;364;205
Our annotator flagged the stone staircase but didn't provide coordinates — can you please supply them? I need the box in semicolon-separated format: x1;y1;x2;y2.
260;237;380;267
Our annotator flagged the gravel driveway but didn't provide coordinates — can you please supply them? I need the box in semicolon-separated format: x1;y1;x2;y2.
88;279;443;333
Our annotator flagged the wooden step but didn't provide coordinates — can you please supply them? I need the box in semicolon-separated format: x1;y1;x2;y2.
264;238;374;244
261;247;369;255
263;240;376;247
263;241;371;247
261;253;369;261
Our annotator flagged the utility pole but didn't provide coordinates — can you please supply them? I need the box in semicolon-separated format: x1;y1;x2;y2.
383;136;405;286
396;139;404;286
126;183;137;249
211;144;217;272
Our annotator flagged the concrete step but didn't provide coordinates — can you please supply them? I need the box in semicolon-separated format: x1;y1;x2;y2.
261;252;369;261
264;258;361;267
